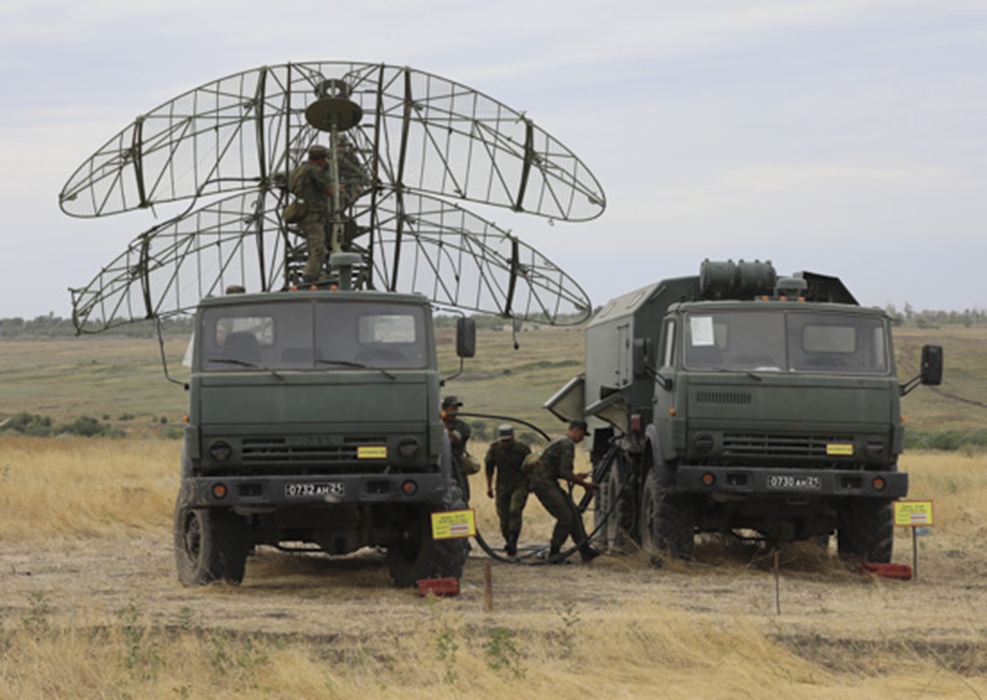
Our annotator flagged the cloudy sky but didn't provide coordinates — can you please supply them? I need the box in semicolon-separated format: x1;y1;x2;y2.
1;0;984;320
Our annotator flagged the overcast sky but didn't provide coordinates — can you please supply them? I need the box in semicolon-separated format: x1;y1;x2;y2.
1;0;985;320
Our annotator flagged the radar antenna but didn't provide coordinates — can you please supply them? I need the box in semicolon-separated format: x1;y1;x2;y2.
60;62;605;332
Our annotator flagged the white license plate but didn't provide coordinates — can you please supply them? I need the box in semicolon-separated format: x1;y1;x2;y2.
766;475;822;490
285;481;345;498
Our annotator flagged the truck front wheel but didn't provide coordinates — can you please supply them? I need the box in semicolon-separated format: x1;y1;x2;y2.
174;497;249;586
385;487;469;588
837;499;894;563
640;468;695;562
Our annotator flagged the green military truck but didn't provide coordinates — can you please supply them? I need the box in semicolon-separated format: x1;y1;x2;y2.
174;256;473;587
546;259;942;563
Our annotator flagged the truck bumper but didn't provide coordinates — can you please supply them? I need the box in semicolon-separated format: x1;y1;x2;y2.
675;465;907;500
180;473;455;510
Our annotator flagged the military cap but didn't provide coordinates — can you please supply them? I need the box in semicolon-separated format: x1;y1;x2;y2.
497;424;514;440
441;396;463;409
568;419;590;435
308;144;330;159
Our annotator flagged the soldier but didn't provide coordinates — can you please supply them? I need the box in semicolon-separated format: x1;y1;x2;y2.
333;136;371;209
528;420;601;562
289;144;333;283
484;424;532;557
441;396;472;502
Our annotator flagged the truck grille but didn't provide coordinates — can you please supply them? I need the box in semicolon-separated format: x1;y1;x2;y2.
241;437;386;464
722;433;853;458
695;391;752;405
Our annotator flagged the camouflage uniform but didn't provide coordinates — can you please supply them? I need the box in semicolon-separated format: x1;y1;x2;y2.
289;158;332;281
484;437;531;550
334;141;371;209
529;435;591;557
445;415;472;502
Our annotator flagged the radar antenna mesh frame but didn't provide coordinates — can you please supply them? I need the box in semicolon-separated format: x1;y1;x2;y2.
61;62;605;332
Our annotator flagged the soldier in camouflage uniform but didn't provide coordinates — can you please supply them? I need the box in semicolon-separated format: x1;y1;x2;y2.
441;396;472;503
289;145;333;283
333;136;371;210
529;420;600;562
484;424;532;556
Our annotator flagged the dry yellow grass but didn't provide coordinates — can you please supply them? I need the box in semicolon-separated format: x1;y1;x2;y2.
2;437;986;697
2;596;984;699
0;436;177;540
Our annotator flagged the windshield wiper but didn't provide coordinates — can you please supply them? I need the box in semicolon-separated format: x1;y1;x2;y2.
208;357;284;381
702;366;764;382
317;358;395;380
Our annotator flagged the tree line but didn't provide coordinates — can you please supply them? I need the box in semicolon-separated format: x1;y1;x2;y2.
1;305;984;339
0;314;195;339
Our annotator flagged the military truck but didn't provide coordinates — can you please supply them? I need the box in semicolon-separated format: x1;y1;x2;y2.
546;259;942;563
174;255;473;586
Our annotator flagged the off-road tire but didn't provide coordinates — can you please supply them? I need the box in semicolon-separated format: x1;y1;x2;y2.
837;498;894;563
385;486;470;588
639;468;695;561
595;454;636;553
174;495;249;586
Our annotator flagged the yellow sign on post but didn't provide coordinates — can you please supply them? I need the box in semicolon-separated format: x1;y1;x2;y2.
894;500;934;527
431;509;477;540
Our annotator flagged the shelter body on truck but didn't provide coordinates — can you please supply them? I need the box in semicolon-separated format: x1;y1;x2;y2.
546;259;943;562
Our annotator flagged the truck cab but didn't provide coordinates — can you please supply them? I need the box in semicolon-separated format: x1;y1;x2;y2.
174;286;472;586
548;260;942;563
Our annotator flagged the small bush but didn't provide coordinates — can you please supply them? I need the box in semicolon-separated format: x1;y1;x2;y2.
1;412;53;436
905;429;987;452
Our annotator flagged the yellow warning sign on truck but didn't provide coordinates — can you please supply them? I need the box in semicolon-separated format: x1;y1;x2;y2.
431;509;477;539
894;500;934;527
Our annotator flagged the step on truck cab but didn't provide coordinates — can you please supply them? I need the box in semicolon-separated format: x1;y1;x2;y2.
546;260;942;563
175;267;473;587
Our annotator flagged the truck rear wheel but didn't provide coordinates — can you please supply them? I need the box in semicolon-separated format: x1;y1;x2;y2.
837;499;894;563
174;497;249;586
640;468;695;561
595;454;636;552
385;487;469;588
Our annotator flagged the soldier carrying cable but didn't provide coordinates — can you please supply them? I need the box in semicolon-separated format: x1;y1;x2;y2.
528;420;601;563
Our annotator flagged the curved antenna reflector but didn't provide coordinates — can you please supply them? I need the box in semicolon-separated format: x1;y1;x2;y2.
69;190;592;333
60;62;606;223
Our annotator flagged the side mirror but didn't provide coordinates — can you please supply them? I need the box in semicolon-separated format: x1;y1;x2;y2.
901;343;943;396
920;344;943;386
633;338;654;379
456;317;476;358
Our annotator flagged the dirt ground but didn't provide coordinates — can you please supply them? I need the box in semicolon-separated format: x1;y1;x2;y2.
2;528;985;674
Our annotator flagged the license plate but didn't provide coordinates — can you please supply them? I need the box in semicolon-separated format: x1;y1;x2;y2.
766;474;822;490
285;481;345;498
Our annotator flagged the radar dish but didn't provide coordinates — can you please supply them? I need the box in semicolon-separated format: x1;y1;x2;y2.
61;62;605;333
70;189;592;333
59;62;605;222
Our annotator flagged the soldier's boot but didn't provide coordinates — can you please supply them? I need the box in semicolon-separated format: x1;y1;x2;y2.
580;543;602;563
505;533;518;557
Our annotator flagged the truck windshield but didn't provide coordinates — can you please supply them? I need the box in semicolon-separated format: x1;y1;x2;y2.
684;310;889;375
199;301;427;371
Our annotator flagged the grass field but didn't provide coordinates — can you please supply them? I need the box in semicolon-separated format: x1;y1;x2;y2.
0;436;986;698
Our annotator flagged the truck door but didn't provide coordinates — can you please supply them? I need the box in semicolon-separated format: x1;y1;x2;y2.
654;318;677;455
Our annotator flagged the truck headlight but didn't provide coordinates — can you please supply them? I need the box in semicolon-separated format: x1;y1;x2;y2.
208;439;233;462
398;437;420;458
